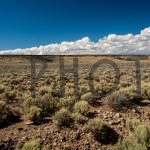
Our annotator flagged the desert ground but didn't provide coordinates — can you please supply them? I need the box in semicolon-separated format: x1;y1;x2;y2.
0;56;149;150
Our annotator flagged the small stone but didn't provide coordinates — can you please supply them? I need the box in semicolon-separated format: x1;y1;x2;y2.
109;121;113;125
103;114;108;119
20;137;27;141
53;142;57;146
115;113;121;118
110;119;121;125
24;120;33;125
132;109;136;113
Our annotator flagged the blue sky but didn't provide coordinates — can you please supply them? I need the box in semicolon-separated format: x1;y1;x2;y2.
0;0;150;50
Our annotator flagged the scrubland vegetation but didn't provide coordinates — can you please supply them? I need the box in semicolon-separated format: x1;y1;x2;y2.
0;56;149;150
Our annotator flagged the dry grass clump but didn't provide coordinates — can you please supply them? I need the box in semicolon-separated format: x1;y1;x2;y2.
21;138;41;150
126;117;140;132
134;124;150;147
113;137;147;150
114;118;150;149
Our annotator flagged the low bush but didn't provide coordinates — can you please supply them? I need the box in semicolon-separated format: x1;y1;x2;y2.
85;118;119;144
121;85;141;102
0;100;21;127
27;106;43;124
23;93;59;121
72;112;88;124
124;119;150;149
59;97;76;111
53;108;70;127
107;91;129;111
23;94;34;109
35;94;59;115
74;101;90;115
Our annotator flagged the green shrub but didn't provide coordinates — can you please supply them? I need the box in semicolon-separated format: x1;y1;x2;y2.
53;108;70;127
85;118;118;144
35;94;58;115
23;93;59;119
113;137;147;150
72;112;88;124
121;85;140;102
107;91;129;111
81;92;93;103
21;139;41;150
23;94;34;109
141;82;150;100
126;118;140;132
59;97;76;110
125;119;150;149
0;100;21;127
74;101;90;115
133;124;150;147
27;106;43;124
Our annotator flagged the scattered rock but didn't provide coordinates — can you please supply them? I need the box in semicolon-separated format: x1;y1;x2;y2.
24;120;33;125
109;119;121;125
115;113;121;118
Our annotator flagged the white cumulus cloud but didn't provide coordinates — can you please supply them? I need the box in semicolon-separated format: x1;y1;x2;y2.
0;27;150;55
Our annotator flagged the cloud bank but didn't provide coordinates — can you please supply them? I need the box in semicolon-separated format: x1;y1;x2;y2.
0;27;150;55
